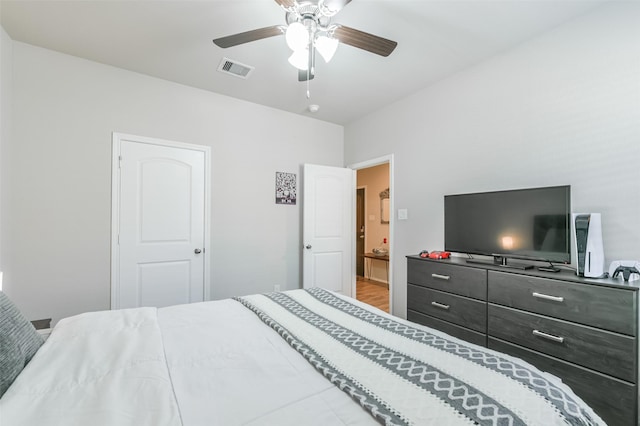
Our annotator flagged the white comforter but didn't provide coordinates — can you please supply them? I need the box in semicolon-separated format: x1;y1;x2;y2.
0;297;378;426
0;290;604;426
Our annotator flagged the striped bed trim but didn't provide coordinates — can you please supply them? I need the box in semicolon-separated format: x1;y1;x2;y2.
236;288;601;426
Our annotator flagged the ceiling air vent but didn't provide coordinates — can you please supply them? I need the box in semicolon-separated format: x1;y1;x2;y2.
217;58;254;79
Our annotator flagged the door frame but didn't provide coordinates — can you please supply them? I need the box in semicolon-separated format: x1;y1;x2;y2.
110;132;212;309
356;186;367;278
348;155;394;315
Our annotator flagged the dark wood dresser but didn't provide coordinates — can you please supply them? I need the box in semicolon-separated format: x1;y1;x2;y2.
407;255;639;426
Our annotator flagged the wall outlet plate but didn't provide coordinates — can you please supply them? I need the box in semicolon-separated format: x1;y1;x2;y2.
274;284;281;292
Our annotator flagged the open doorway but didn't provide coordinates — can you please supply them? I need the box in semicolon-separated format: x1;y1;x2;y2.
350;157;392;314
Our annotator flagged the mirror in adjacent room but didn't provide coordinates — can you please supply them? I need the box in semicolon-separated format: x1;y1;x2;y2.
380;188;390;224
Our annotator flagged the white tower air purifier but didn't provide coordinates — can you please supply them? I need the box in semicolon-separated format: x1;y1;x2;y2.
573;213;605;278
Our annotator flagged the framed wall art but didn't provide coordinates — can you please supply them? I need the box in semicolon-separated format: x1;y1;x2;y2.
275;172;297;205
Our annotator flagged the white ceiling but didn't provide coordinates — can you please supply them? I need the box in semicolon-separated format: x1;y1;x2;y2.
0;0;607;125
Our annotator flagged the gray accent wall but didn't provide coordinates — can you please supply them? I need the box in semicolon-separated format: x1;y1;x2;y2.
344;2;640;317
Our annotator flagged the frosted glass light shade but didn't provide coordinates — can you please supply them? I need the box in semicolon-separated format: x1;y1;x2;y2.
285;22;309;51
315;35;338;62
288;49;309;70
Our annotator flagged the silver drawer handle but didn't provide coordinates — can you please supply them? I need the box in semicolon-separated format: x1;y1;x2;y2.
532;292;564;303
431;273;450;281
431;301;450;310
532;329;565;344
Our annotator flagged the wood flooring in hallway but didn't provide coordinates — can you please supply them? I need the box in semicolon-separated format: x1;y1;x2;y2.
356;277;389;313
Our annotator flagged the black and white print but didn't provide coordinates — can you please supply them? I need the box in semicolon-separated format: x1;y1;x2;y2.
275;172;296;205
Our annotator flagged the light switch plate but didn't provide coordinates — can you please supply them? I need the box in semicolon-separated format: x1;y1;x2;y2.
398;209;408;220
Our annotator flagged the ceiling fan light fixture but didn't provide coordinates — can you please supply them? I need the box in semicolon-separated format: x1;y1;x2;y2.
285;22;309;51
212;0;397;84
315;35;338;62
288;48;309;70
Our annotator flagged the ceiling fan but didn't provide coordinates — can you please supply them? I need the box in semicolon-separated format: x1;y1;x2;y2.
212;0;397;82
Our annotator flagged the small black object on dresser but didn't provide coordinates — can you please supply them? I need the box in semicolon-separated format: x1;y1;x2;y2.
407;255;639;426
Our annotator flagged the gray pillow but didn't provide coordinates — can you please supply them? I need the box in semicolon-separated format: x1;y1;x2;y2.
0;291;44;398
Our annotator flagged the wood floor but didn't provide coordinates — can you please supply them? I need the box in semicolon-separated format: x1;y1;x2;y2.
356;277;389;313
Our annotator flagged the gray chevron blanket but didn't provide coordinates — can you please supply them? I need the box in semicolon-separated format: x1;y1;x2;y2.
236;288;603;426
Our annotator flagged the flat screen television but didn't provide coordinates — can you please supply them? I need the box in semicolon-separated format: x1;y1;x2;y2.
444;185;571;269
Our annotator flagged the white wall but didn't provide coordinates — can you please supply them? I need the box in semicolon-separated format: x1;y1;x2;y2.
0;26;12;291
345;2;640;317
3;41;343;324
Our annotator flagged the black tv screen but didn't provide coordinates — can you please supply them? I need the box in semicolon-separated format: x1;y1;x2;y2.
444;185;571;263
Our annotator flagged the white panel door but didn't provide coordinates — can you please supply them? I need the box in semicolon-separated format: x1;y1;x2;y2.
303;164;354;296
113;135;208;309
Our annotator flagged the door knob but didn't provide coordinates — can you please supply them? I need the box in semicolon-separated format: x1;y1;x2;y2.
305;244;312;249
194;248;202;254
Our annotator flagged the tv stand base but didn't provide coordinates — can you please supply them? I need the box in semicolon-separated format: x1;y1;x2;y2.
465;258;534;270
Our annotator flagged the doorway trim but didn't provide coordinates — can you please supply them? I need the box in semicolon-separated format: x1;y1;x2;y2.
348;154;394;315
356;185;367;278
110;132;212;309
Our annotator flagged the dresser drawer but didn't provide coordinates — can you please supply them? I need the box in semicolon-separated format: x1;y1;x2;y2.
407;258;486;300
408;310;487;347
488;271;636;336
489;337;637;426
488;304;636;382
407;311;487;348
408;284;486;333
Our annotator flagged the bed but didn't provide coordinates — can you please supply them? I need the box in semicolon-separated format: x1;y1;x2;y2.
1;288;605;425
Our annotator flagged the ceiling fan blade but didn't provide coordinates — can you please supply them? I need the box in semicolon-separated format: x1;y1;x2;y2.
273;0;296;8
322;0;353;14
213;26;285;48
333;25;397;57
